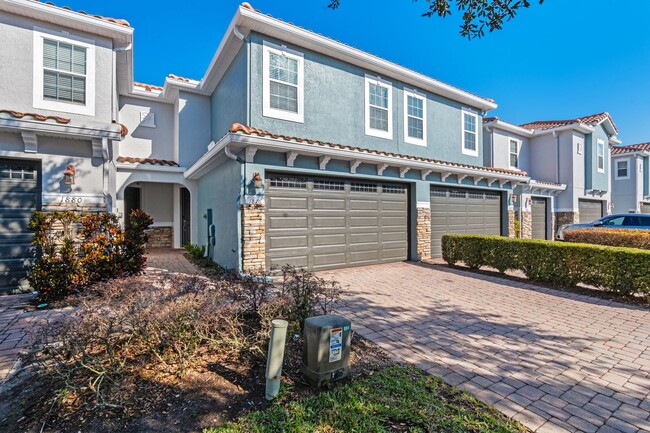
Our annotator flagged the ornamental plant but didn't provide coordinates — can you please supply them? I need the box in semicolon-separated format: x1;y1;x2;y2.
563;228;650;250
28;209;153;302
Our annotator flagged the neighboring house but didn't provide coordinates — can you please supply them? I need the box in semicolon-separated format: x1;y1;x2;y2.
610;143;650;214
483;113;620;239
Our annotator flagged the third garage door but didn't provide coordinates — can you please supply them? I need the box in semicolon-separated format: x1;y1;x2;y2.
578;199;603;223
430;187;502;258
265;174;408;271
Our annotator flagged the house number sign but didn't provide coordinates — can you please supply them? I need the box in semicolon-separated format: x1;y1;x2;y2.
59;196;84;204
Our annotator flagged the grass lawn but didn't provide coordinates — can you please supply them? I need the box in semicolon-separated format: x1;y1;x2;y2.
207;364;528;433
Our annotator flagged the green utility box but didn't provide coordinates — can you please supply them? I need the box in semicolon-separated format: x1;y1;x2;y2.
301;314;351;387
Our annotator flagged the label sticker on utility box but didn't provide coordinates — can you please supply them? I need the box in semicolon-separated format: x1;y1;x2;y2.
329;327;343;363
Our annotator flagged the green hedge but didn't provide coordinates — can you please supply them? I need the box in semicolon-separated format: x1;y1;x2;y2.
442;234;650;297
564;228;650;250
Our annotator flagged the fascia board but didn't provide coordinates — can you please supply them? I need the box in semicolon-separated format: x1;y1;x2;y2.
0;118;122;140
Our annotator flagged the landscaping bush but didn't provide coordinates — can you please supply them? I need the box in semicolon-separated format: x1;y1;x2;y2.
442;234;650;298
564;227;650;250
28;209;152;302
183;243;205;260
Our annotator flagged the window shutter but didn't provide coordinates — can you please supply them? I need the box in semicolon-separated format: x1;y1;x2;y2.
72;46;86;75
43;39;57;69
43;71;58;99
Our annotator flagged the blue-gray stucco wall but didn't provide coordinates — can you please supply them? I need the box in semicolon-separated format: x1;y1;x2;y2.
585;125;609;191
645;157;649;197
211;46;249;140
247;32;484;166
196;158;241;269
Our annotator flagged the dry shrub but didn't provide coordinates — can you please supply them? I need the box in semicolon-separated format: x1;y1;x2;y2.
564;227;650;250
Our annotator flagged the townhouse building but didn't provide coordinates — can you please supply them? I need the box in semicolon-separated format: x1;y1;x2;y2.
610;143;650;214
0;0;619;292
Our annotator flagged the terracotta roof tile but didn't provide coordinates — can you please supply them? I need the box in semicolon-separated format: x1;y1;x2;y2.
112;121;128;137
239;3;495;106
116;156;179;166
229;123;527;177
611;143;650;155
134;82;163;92
33;0;130;27
520;112;618;134
167;74;198;83
0;109;70;124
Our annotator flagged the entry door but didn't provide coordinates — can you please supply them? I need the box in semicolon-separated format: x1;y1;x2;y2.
124;186;141;227
530;197;547;240
181;187;191;247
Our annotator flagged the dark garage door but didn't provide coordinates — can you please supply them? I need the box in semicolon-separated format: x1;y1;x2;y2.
265;174;408;271
531;197;547;240
430;186;502;258
0;159;40;293
578;199;603;223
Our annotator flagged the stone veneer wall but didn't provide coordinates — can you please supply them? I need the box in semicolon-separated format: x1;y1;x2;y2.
520;211;532;239
146;226;173;248
241;204;265;272
556;212;579;229
416;206;431;261
508;210;516;238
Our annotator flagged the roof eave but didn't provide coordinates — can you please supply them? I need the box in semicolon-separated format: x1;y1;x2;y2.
484;120;534;136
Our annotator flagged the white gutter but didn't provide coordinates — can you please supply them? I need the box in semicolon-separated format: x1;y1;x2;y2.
483;119;533;137
0;117;122;140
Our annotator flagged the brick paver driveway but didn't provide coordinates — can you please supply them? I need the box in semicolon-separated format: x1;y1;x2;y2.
322;262;650;433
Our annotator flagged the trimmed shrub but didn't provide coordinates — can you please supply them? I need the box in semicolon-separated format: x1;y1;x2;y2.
442;234;650;297
564;228;650;250
28;209;153;302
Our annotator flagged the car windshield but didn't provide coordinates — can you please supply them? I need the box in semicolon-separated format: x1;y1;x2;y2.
599;216;625;226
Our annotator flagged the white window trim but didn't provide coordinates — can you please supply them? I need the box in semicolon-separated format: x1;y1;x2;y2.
461;109;479;157
403;88;426;146
364;74;392;140
262;41;304;123
508;137;521;170
615;158;630;180
597;139;605;173
32;27;96;116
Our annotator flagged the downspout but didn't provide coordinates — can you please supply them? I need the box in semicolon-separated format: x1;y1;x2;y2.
225;143;247;273
554;130;560;184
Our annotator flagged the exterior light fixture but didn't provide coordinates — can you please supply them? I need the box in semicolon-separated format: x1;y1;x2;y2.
510;194;517;203
253;171;263;189
63;164;76;185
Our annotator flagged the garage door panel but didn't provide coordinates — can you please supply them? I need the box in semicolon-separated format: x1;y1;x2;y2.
267;216;308;229
266;174;407;271
266;235;308;250
579;199;603;223
430;187;502;258
268;255;309;270
266;196;308;210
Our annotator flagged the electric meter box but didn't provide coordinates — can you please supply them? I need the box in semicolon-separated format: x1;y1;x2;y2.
301;314;351;387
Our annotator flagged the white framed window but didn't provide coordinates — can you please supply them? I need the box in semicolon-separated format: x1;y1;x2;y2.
509;138;521;169
597;139;605;172
403;88;426;146
615;158;630;180
33;27;95;116
364;75;392;139
461;109;479;156
262;41;304;123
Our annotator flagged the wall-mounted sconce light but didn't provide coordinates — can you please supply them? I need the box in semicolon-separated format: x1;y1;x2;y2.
510;194;517;203
252;171;263;189
525;197;532;207
63;164;76;185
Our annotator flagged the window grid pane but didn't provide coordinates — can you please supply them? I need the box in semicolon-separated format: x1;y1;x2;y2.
269;52;298;85
369;106;388;131
43;38;87;104
464;131;476;151
407;117;423;139
269;81;298;113
510;140;518;167
369;83;388;109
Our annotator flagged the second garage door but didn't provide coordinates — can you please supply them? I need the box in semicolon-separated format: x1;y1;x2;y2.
430;187;502;258
531;197;548;240
578;199;603;223
265;174;408;271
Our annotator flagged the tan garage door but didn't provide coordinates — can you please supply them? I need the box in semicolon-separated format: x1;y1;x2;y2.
0;159;40;293
578;199;603;223
430;187;502;258
531;197;548;240
265;174;408;271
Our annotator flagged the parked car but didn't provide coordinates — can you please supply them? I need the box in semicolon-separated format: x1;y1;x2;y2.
556;214;650;240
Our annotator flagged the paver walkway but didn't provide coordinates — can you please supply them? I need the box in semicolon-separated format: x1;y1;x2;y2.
322;262;650;433
0;249;201;383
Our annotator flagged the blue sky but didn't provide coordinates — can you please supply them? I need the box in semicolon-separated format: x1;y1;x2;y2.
63;0;650;144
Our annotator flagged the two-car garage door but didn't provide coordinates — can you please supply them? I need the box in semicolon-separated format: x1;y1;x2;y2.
0;159;40;293
265;174;408;271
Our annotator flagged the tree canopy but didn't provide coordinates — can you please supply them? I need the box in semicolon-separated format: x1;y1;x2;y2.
327;0;545;39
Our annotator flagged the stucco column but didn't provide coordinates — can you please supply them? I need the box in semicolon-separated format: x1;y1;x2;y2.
416;204;431;261
241;203;265;273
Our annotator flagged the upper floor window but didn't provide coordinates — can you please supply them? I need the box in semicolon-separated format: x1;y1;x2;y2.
509;138;520;169
403;89;426;146
43;39;87;104
597;139;605;173
365;75;392;139
33;28;95;116
262;41;304;123
461;110;478;156
615;159;629;180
